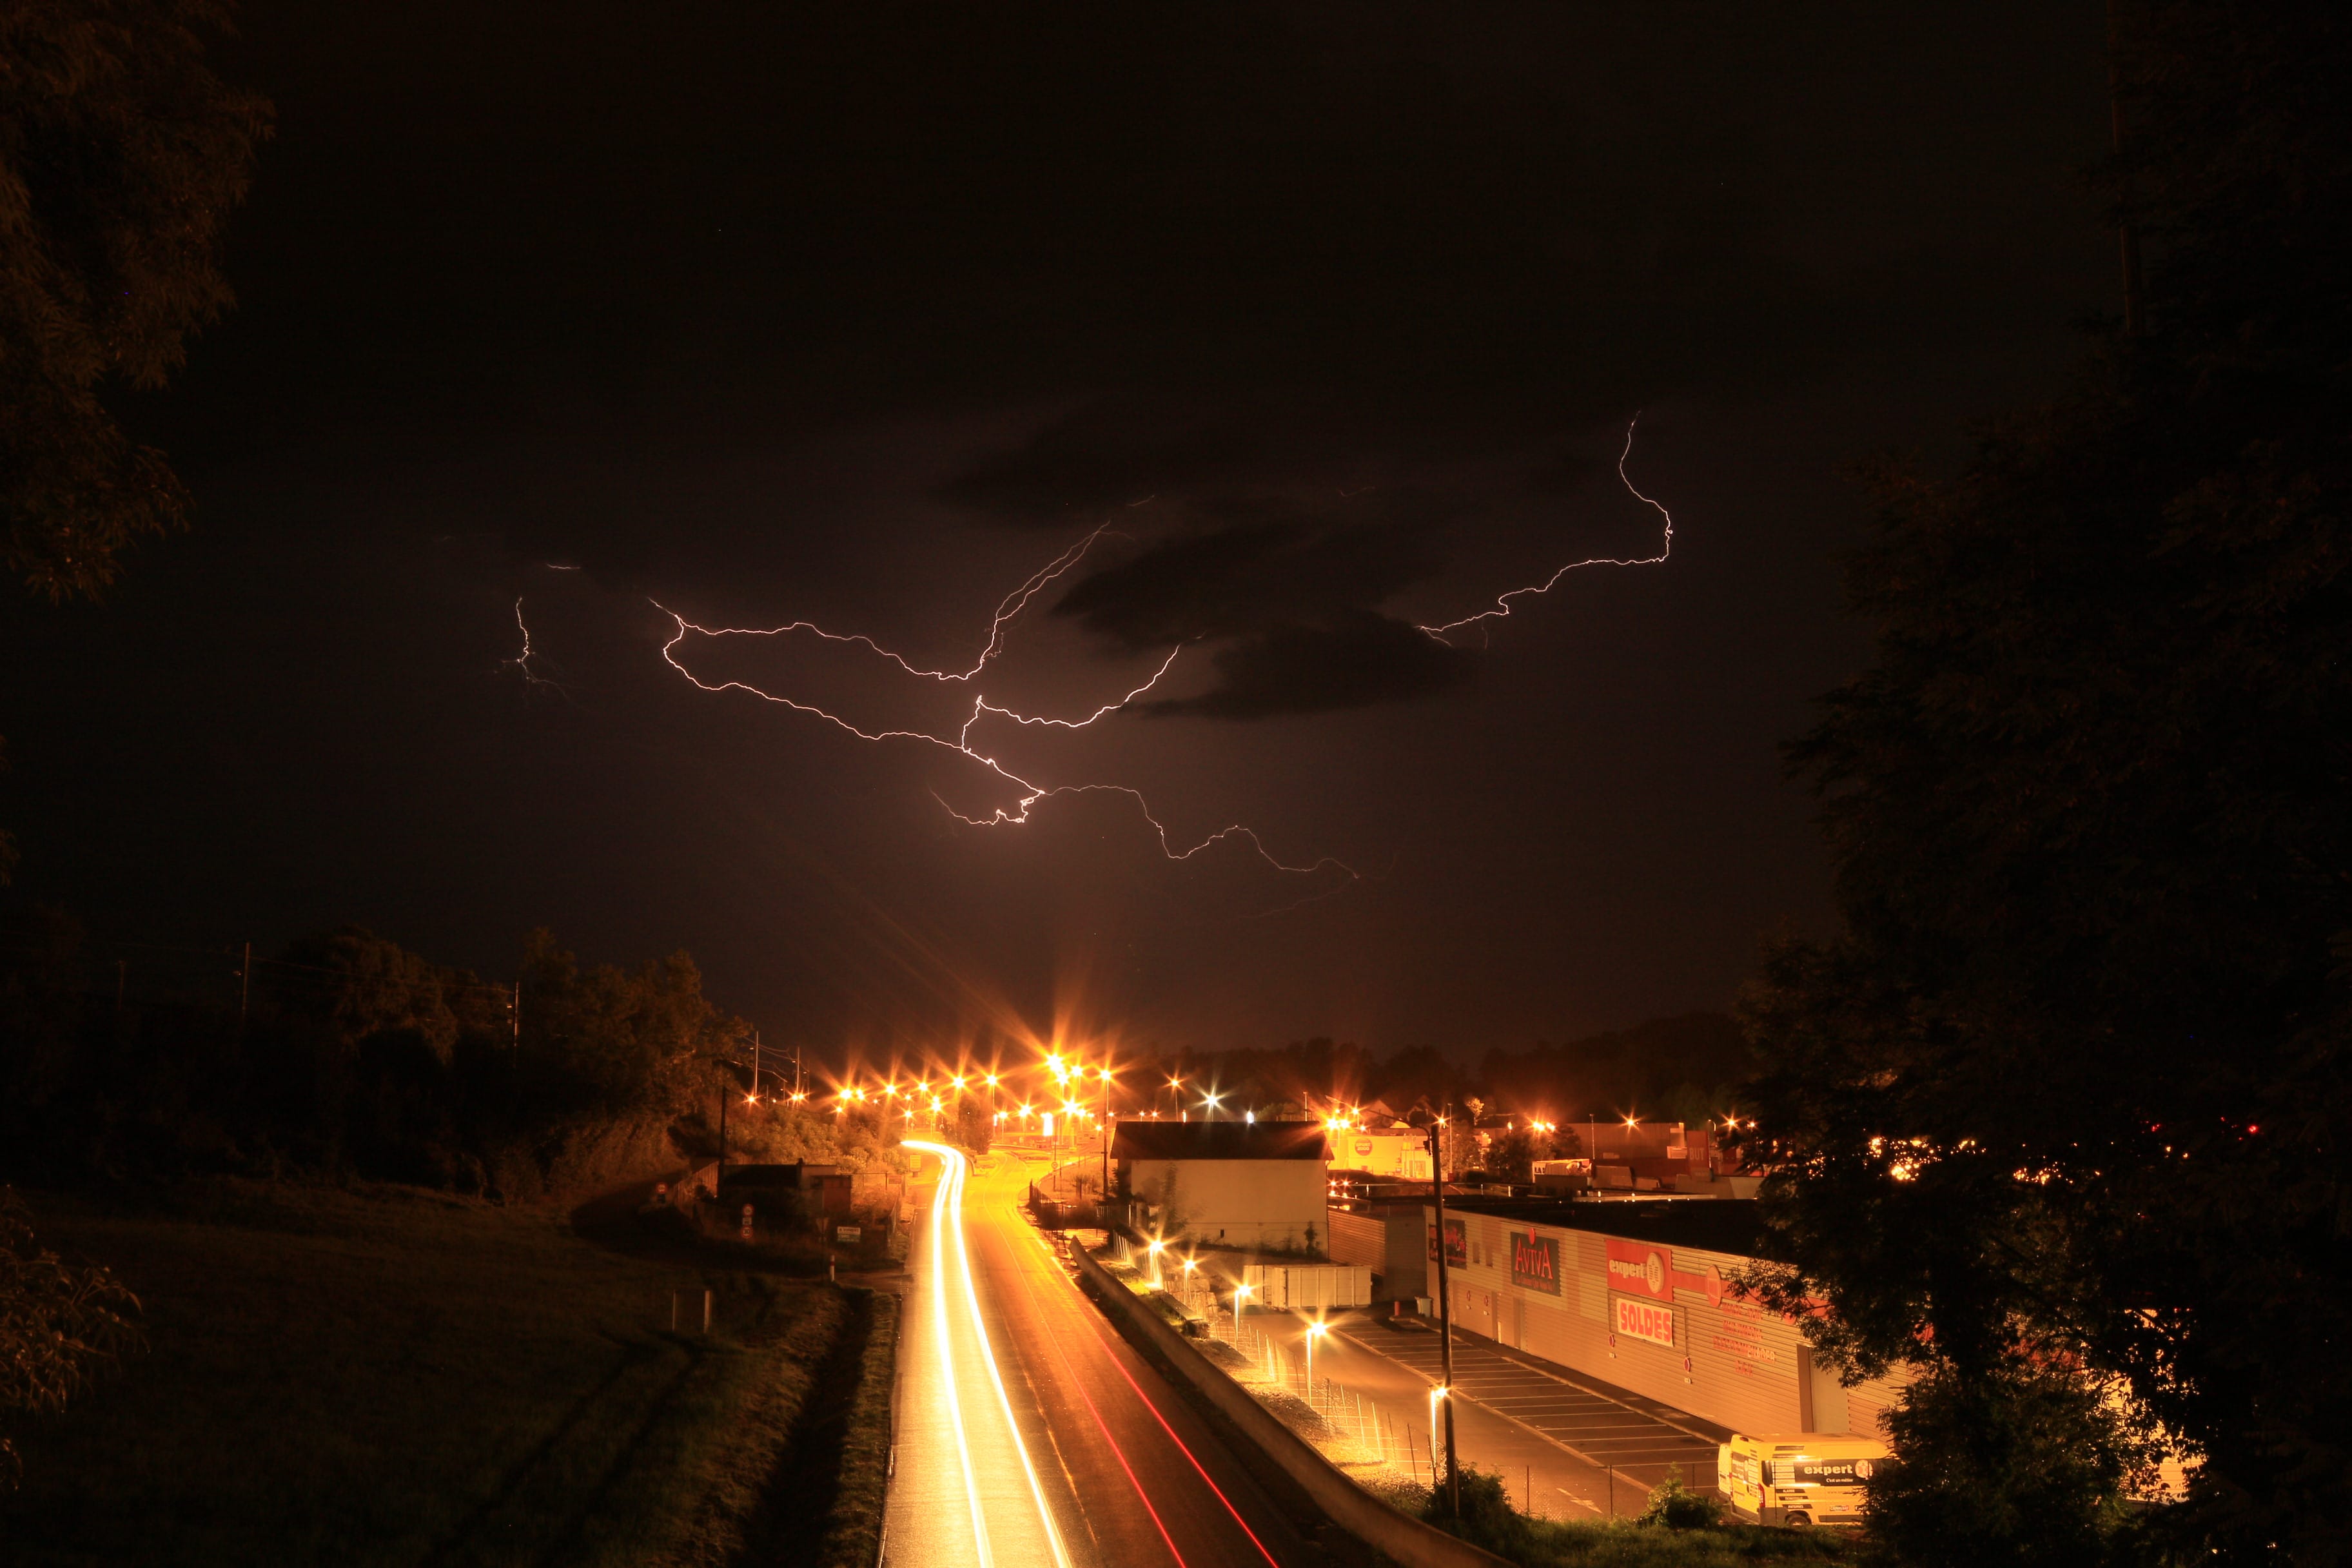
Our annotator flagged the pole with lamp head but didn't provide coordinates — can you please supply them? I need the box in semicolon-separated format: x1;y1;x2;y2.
1427;1106;1460;1516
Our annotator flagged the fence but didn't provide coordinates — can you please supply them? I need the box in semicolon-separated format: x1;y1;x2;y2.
1195;1299;1718;1520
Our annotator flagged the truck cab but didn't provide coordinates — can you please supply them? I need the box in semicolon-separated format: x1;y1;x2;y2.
1718;1433;1888;1528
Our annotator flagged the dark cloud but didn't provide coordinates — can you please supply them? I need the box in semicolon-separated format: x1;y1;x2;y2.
939;400;1275;521
1052;513;1443;648
1046;505;1473;716
1137;609;1477;721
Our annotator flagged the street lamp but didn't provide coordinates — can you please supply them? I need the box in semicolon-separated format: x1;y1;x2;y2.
1146;1237;1165;1288
1306;1317;1329;1389
1233;1280;1253;1328
1429;1385;1449;1484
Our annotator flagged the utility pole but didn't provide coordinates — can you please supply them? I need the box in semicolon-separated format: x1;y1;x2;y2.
1427;1109;1461;1517
237;941;251;1035
753;1030;761;1103
1099;1068;1112;1208
511;981;520;1047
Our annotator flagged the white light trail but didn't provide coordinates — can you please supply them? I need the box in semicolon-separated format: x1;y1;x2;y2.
918;1142;994;1568
906;1140;1073;1568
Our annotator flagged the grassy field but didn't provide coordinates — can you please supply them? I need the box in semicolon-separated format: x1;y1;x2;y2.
0;1179;892;1568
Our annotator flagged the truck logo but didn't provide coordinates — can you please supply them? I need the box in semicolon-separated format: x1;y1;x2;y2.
1604;1238;1729;1304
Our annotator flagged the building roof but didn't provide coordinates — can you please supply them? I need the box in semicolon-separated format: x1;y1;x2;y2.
1438;1194;1766;1256
1110;1121;1329;1162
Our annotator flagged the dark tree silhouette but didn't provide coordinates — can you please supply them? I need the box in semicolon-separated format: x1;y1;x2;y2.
0;0;268;602
1737;4;2352;1563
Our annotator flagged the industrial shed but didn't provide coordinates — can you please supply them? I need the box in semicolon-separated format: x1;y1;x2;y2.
1112;1121;1330;1254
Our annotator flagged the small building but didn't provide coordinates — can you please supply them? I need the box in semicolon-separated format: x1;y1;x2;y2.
1326;1124;1435;1181
1112;1121;1329;1254
719;1161;852;1222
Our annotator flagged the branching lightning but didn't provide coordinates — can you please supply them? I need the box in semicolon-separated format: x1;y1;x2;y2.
645;414;1673;898
504;598;580;701
1416;415;1673;644
656;605;1353;882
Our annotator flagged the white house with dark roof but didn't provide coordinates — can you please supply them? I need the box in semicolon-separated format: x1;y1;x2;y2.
1110;1120;1329;1254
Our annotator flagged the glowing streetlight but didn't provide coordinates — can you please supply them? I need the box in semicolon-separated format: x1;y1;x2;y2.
1146;1237;1166;1287
1233;1280;1253;1326
1429;1385;1449;1477
1306;1317;1329;1387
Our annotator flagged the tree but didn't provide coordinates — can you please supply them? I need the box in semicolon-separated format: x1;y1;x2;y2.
1736;5;2352;1562
0;1188;142;1489
1860;1358;2162;1568
1;0;269;602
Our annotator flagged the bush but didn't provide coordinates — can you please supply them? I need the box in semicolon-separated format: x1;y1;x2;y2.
1638;1474;1723;1530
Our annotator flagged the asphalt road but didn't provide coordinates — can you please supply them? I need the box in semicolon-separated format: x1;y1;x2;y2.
884;1146;1328;1568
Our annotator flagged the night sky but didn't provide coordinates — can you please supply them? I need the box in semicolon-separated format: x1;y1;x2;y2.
1;3;2119;1059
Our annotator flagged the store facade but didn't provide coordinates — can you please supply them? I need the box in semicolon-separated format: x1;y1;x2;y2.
1420;1203;1904;1438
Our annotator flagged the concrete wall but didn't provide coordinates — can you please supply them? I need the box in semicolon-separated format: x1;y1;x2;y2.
1415;1208;1907;1438
1128;1157;1327;1252
1327;1210;1387;1269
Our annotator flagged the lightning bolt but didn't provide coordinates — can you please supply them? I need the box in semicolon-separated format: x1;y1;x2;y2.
644;413;1671;897
504;597;576;698
1417;415;1672;643
655;601;1355;886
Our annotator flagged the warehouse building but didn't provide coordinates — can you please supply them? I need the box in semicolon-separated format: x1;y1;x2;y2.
1393;1196;1905;1438
1112;1120;1331;1254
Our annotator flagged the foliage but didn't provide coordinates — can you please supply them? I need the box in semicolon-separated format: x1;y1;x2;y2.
0;922;753;1198
1858;1359;2162;1568
1423;1465;1847;1567
1638;1473;1723;1531
0;1188;141;1489
718;1099;912;1179
1735;4;2352;1562
0;0;269;602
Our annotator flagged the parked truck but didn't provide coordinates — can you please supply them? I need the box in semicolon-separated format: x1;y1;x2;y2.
1718;1433;1889;1528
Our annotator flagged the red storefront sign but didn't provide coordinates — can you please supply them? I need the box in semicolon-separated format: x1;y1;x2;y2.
1603;1237;1726;1305
1614;1295;1677;1348
1509;1230;1560;1294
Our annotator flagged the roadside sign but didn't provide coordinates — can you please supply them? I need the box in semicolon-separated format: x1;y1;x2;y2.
836;1225;862;1244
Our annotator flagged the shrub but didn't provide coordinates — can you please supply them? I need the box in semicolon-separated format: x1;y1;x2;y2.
1638;1473;1723;1530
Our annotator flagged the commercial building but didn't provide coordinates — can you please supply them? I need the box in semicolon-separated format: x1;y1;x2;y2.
1325;1124;1435;1181
1382;1195;1905;1438
1112;1120;1331;1253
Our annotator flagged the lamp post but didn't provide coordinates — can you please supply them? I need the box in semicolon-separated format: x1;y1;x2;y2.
1306;1317;1329;1391
1429;1385;1449;1488
1097;1065;1113;1207
1427;1112;1461;1516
